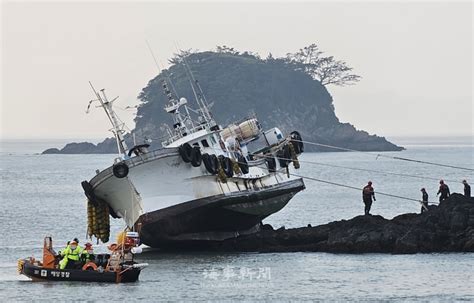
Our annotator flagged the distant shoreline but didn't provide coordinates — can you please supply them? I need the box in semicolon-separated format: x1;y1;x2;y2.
1;136;472;155
386;135;473;146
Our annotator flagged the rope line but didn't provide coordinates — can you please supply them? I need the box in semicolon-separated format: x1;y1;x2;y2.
253;164;439;206
295;139;474;172
289;171;438;205
262;155;460;184
201;146;454;204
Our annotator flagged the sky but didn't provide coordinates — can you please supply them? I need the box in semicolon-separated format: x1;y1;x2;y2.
1;1;473;141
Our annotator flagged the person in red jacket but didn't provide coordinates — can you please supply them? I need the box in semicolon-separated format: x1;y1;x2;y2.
362;181;376;215
437;180;450;202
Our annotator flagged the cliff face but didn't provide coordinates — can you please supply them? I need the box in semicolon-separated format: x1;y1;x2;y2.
43;51;402;154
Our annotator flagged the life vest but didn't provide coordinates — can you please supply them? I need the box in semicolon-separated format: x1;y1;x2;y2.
64;245;82;261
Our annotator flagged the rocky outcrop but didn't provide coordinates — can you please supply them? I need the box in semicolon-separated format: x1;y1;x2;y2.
206;193;474;254
42;50;403;154
42;139;117;154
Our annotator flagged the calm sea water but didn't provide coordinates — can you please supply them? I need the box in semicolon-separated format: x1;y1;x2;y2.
0;139;473;301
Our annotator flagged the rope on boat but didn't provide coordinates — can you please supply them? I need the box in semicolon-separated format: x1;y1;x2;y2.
293;139;474;172
265;155;461;184
288;171;439;205
238;148;440;206
252;162;439;206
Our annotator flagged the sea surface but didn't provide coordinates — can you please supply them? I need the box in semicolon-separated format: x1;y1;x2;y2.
0;138;473;301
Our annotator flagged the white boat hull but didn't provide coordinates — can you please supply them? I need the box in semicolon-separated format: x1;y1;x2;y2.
86;148;305;247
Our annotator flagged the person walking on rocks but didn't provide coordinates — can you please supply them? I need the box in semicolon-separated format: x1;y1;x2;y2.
420;188;429;213
436;180;450;202
362;181;376;215
462;180;471;198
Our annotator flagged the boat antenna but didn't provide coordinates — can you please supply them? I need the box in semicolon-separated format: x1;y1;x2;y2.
182;57;213;122
174;44;212;123
145;41;192;139
174;42;212;112
88;81;129;157
145;40;179;99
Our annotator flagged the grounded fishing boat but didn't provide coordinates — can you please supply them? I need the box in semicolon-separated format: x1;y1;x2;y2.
18;233;148;283
82;60;305;248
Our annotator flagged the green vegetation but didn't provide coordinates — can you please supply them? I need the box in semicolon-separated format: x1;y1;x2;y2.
134;46;401;152
43;45;402;154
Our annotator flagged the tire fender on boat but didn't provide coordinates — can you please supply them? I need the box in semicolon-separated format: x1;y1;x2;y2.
290;131;304;154
113;162;129;178
178;143;193;163
266;156;277;173
219;156;234;178
190;146;202;167
202;153;218;174
81;181;98;206
237;154;249;174
277;144;292;168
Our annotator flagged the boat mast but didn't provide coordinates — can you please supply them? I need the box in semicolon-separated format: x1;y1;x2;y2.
89;82;128;157
180;56;213;124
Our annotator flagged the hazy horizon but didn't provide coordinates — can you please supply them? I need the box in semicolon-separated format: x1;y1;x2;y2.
2;1;473;140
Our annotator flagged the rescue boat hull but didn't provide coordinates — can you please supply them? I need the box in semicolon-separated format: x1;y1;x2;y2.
20;261;141;283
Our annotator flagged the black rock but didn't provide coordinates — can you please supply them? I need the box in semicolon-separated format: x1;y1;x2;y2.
42;148;60;154
42;139;117;154
202;193;474;254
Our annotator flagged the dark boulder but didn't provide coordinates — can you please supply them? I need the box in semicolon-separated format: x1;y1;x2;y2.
42;148;60;154
42;139;117;154
204;193;473;254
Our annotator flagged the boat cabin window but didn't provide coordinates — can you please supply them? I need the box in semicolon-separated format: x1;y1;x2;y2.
192;143;199;147
210;136;217;145
201;139;210;147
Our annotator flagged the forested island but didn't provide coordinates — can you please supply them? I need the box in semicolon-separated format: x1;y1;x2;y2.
43;45;402;154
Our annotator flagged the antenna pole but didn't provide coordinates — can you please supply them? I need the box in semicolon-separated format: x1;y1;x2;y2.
146;40;180;99
89;81;128;157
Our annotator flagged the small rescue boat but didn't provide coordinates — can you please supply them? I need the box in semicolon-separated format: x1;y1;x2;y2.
18;233;148;283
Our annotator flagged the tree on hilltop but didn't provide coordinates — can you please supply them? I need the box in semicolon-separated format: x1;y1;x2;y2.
286;44;361;86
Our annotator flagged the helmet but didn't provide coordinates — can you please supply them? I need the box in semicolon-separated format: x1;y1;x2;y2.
73;238;79;243
440;180;444;184
368;181;372;185
421;188;425;191
85;242;93;248
462;180;467;184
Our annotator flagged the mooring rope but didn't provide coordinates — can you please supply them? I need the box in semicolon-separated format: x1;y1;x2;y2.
293;139;474;172
197;145;448;207
250;162;437;207
264;155;460;184
287;170;438;205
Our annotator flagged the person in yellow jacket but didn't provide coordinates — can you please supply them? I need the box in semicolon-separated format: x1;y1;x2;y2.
59;240;82;270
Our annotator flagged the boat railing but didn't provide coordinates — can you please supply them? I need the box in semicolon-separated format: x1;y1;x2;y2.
162;121;216;146
90;148;178;186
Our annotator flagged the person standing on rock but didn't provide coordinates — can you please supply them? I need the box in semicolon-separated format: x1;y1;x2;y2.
436;180;450;202
462;180;471;198
420;188;429;213
362;181;376;215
